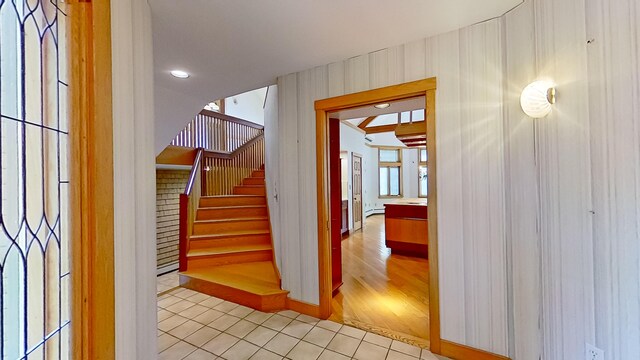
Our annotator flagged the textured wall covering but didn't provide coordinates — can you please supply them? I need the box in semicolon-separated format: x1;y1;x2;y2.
269;0;640;358
112;0;157;357
156;170;190;269
274;19;510;356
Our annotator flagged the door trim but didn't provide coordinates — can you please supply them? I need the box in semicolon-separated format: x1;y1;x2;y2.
69;0;115;357
314;78;441;353
351;153;363;231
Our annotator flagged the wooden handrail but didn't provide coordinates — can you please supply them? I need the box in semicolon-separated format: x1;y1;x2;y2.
179;148;204;271
184;148;203;195
199;109;264;130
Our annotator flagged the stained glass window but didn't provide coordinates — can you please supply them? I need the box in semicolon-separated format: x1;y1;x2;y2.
1;0;70;358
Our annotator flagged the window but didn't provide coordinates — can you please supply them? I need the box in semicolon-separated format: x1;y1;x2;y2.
379;148;402;197
419;148;428;197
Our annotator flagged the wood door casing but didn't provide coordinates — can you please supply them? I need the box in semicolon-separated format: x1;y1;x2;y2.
352;154;363;231
329;119;343;292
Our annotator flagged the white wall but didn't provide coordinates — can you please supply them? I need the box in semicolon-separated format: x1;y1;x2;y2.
264;85;282;272
338;123;368;230
224;87;267;125
111;0;157;357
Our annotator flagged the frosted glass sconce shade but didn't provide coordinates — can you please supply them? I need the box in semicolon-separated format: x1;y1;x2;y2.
520;81;556;118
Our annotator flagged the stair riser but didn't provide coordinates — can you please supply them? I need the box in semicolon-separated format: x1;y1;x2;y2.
252;170;265;178
188;250;272;268
193;220;269;235
189;234;271;250
243;178;265;185
179;274;287;312
196;207;267;220
200;196;265;207
233;186;266;196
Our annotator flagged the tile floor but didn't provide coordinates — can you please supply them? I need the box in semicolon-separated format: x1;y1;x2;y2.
157;272;448;360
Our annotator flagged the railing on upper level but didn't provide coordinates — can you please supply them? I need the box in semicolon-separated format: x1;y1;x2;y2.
171;110;264;153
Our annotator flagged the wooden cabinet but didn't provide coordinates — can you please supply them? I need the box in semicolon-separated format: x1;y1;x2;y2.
384;199;428;258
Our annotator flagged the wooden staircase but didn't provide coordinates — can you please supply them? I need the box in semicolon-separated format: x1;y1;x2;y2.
179;167;289;311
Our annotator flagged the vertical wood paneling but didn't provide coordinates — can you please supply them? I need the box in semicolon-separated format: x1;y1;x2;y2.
344;55;370;94
404;39;427;82
264;86;282;271
586;0;640;358
502;2;542;359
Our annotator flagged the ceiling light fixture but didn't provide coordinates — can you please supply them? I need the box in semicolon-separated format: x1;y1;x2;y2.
374;103;390;109
170;70;190;79
520;80;556;118
204;102;220;111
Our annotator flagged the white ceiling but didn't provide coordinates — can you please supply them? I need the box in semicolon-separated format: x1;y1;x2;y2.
150;0;521;153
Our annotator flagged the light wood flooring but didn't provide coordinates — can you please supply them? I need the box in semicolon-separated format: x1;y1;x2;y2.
330;215;430;347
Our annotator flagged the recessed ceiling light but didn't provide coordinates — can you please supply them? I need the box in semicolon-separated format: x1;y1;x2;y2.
170;70;190;79
374;103;390;109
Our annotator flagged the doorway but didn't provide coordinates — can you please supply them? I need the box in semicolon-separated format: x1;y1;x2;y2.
352;154;363;231
315;78;440;351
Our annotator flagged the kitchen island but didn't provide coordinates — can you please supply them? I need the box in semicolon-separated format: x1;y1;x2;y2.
384;198;428;258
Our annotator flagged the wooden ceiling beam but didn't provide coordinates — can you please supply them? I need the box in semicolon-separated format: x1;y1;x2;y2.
365;124;398;134
357;116;378;129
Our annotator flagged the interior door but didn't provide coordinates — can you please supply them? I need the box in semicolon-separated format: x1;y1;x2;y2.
329;119;343;292
352;154;363;230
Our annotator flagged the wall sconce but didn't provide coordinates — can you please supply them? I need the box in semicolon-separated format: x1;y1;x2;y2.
520;81;556;118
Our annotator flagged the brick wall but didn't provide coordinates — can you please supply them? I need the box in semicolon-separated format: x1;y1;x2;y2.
156;169;190;269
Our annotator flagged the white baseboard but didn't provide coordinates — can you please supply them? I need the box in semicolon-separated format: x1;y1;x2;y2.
157;263;179;276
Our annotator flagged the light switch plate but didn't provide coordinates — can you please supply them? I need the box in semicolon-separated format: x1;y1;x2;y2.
586;343;604;360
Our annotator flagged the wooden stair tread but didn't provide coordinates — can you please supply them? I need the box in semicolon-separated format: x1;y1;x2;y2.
194;217;267;224
188;244;272;257
201;195;263;199
181;262;286;295
198;205;266;210
189;229;270;240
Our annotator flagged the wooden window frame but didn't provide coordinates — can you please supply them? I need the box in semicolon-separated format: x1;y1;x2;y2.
418;148;428;198
378;147;403;198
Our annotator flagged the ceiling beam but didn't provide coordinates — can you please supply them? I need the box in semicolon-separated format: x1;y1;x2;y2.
357;116;378;129
365;124;398;134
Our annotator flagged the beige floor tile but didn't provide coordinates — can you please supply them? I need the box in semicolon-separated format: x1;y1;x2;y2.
158;332;180;353
202;332;240;356
286;341;324;360
277;310;300;319
338;326;366;340
182;348;218;360
244;326;278;347
228;305;254;318
317;349;350;360
193;309;225;325
281;320;314;339
420;349;439;360
221;339;260;360
249;348;284;360
363;332;392;348
158;314;189;332
302;327;336;347
168;319;205;339
179;304;210;319
199;296;225;308
316;320;342;333
245;311;273;325
353;341;388;360
295;314;319;324
326;334;361;357
158;295;182;309
166;299;197;314
158;308;173;322
186;292;211;304
263;333;300;356
174;288;200;299
387;349;419;360
226;319;259;338
213;300;239;312
158;340;197;360
262;314;293;331
183;326;221;347
391;340;421;357
208;314;241;331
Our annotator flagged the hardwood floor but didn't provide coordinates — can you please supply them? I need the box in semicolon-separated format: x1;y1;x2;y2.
330;215;430;347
